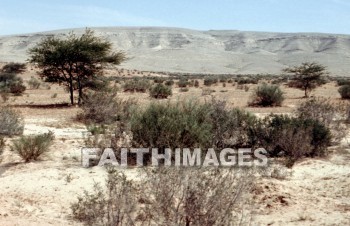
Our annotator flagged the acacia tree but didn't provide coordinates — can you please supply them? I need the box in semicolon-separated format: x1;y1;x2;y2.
283;62;328;98
28;29;126;105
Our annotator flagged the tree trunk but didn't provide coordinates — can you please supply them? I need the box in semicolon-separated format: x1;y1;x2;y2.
304;88;308;98
77;76;83;105
69;79;74;105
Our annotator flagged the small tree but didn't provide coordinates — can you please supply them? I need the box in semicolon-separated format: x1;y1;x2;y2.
283;62;328;98
28;29;126;105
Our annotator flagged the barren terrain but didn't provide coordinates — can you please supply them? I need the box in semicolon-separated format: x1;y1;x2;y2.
1;27;350;75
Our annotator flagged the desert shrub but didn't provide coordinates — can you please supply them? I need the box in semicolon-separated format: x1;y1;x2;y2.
165;80;174;86
296;98;348;143
179;87;189;92
297;98;341;126
0;73;26;95
208;99;257;148
194;80;199;87
153;77;165;84
131;101;212;150
202;88;215;96
28;76;41;89
203;77;218;86
123;79;150;92
72;167;254;226
77;91;135;124
0;107;24;136
236;78;259;85
250;115;332;166
177;79;189;88
1;62;26;74
131;99;255;150
142;167;254;225
249;83;284;107
149;83;172;99
338;85;350;99
11;131;54;162
71;167;136;226
336;79;350;86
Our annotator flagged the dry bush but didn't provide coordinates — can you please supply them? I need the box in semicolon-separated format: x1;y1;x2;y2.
296;98;348;144
72;167;255;226
123;79;150;92
77;90;136;124
0;73;26;95
140;167;254;226
10;131;54;162
71;167;137;226
0;107;24;136
149;83;172;99
28;76;41;89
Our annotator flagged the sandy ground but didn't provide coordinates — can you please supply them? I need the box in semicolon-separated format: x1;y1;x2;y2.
0;68;349;225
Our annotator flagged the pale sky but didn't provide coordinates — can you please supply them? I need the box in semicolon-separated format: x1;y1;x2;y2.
0;0;349;35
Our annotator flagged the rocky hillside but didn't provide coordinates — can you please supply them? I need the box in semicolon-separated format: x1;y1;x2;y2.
1;27;350;75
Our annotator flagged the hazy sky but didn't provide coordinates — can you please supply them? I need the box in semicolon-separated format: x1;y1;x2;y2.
0;0;349;35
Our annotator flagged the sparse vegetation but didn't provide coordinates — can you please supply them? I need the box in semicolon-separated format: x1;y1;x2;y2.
250;114;332;167
0;107;24;136
0;73;26;95
28;76;41;89
77;90;135;124
284;62;328;98
249;83;284;107
1;62;26;74
71;167;254;226
11;131;54;162
338;85;350;99
203;77;218;86
123;79;150;92
149;83;172;99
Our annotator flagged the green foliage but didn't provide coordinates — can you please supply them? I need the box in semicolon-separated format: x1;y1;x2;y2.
249;83;284;107
1;62;26;74
149;83;172;99
123;79;150;92
0;107;24;136
131;101;212;150
11;131;55;162
338;85;350;99
284;62;328;97
0;73;26;95
28;29;126;105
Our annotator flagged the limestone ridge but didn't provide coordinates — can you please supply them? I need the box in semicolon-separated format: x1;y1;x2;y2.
1;27;349;75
